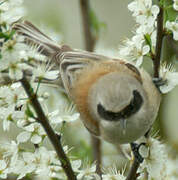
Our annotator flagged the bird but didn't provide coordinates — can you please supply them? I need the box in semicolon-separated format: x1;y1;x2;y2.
13;21;161;147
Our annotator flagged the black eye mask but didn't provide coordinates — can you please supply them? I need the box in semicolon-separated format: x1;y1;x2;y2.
97;90;143;121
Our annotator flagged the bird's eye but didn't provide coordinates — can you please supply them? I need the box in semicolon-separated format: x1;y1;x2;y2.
97;90;143;121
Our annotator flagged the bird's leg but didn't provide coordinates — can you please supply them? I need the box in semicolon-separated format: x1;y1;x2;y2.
126;142;146;180
130;142;146;163
152;77;167;92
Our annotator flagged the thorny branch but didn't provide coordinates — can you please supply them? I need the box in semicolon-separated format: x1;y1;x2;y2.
79;0;102;176
20;75;77;180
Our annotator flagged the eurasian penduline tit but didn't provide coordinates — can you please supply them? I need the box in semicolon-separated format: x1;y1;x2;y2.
13;21;161;155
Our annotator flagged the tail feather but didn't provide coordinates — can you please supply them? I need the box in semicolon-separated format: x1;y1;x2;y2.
13;21;61;57
13;21;67;90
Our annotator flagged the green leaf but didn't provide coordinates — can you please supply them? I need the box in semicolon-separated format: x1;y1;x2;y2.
144;34;152;48
0;32;9;39
144;34;154;54
8;29;16;39
163;0;177;24
0;30;15;41
89;8;106;37
35;79;41;94
25;104;35;119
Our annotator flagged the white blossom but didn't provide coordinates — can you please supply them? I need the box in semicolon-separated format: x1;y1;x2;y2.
0;83;26;130
0;141;20;167
40;101;80;127
119;35;150;66
31;61;59;82
136;23;155;36
166;20;178;41
48;103;80;125
71;160;82;172
10;159;36;180
0;86;15;106
128;0;159;27
77;163;99;180
159;63;178;93
17;123;46;144
138;138;168;180
34;147;63;179
0;38;31;80
165;157;178;179
0;0;25;25
102;167;125;180
0;83;24;107
0;105;14;131
6;146;65;180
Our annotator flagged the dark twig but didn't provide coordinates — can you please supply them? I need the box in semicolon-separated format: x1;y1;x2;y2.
126;158;140;180
80;0;96;51
126;143;144;180
79;0;102;176
153;5;164;78
20;76;76;180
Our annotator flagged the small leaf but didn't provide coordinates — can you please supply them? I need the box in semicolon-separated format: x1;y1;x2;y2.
144;34;154;55
144;34;152;48
89;8;106;37
17;131;31;143
25;104;35;118
0;30;15;41
163;0;177;23
8;29;16;40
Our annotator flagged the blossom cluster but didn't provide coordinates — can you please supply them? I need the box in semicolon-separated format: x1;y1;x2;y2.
119;0;159;66
119;0;178;94
137;137;178;180
0;0;80;179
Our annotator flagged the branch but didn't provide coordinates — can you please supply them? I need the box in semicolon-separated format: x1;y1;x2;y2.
79;0;102;176
126;159;140;180
153;5;164;78
20;75;76;180
80;0;95;51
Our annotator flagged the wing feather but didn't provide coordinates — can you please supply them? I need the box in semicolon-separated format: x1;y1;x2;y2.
13;21;61;56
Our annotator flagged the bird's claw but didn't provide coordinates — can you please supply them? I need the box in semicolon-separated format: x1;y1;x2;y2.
153;77;167;88
152;77;167;92
130;142;146;163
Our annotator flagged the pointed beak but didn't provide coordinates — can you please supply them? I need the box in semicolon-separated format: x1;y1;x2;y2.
120;119;127;134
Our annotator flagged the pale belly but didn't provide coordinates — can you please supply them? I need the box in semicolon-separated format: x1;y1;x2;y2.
99;116;152;144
